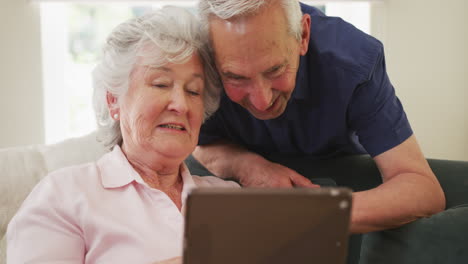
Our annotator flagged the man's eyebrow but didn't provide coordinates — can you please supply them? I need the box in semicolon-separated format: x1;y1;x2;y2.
222;71;248;79
263;61;286;74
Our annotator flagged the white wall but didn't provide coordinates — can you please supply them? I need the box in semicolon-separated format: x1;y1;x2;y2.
371;0;468;161
0;0;44;148
0;0;466;160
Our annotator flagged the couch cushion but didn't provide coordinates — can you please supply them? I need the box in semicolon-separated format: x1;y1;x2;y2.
0;145;48;258
0;235;5;264
39;132;108;172
360;204;468;264
1;132;108;264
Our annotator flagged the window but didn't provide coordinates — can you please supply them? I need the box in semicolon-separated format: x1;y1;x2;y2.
40;1;371;144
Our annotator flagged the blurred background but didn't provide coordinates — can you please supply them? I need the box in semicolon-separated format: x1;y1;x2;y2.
0;0;467;161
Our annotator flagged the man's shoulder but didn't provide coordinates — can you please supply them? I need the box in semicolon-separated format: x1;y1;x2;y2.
300;2;326;17
302;3;383;79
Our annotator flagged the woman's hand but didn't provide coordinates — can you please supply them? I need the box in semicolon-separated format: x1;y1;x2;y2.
152;256;182;264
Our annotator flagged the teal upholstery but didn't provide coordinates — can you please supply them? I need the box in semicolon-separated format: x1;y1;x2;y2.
360;158;468;264
185;154;468;264
360;205;468;264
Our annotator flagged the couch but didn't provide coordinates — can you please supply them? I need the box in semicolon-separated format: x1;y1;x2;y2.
1;132;468;264
0;132;108;263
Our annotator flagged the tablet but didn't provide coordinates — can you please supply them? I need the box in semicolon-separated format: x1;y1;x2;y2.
183;187;352;264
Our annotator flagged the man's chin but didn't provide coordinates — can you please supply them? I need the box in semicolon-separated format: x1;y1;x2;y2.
248;108;284;120
240;97;287;120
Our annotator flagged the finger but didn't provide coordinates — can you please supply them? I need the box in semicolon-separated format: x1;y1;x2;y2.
154;257;182;264
290;173;320;188
268;177;294;188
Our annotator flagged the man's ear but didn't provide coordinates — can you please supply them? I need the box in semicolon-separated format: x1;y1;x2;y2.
299;14;311;56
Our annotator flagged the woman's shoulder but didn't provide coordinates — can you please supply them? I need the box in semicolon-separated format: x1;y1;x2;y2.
10;162;100;226
46;161;100;187
191;175;240;188
24;161;102;206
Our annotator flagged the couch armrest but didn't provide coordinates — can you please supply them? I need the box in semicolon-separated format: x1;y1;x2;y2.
427;158;468;208
360;204;468;264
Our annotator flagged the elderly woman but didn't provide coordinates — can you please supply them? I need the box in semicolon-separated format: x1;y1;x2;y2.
6;6;238;264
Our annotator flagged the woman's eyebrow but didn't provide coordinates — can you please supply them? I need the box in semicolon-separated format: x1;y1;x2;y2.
152;66;171;72
193;73;204;80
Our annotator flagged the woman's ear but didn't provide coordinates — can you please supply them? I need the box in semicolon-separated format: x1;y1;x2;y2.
106;91;120;120
299;14;311;56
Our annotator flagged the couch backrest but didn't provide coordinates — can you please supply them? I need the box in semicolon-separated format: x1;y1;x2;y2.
0;132;108;263
0;145;48;262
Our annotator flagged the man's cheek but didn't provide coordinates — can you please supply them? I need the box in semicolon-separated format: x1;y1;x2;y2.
224;84;247;103
272;74;295;93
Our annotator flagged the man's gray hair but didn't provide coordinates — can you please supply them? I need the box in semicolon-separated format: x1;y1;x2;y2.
92;6;221;148
198;0;303;40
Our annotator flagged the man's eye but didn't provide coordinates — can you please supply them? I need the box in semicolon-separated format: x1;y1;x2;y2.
267;67;284;78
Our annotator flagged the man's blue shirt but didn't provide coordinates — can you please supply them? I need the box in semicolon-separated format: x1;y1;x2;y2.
198;3;413;158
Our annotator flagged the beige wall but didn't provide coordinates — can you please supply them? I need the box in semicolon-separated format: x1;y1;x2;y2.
371;0;468;161
0;0;466;160
0;0;44;148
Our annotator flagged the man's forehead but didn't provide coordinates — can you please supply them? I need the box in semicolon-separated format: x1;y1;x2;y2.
218;54;287;78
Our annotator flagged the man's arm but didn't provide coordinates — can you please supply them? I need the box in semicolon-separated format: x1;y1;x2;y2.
193;140;318;188
194;136;445;233
351;134;445;233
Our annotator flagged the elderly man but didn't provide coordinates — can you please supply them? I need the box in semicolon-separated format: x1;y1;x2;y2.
193;0;445;234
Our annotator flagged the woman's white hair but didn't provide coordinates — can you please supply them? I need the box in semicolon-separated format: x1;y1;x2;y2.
92;6;221;149
198;0;303;40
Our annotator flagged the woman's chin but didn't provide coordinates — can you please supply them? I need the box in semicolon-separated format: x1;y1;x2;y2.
151;143;193;160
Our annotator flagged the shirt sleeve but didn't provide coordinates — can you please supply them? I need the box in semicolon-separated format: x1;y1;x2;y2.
347;47;413;157
6;176;85;264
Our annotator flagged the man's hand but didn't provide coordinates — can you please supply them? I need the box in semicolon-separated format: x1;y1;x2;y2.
193;141;319;188
234;154;319;188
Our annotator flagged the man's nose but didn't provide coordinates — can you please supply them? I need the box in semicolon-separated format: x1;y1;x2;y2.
249;78;273;111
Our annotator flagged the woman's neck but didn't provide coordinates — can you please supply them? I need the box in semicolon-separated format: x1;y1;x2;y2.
122;146;185;210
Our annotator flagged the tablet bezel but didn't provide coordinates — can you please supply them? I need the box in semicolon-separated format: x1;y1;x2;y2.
183;187;352;264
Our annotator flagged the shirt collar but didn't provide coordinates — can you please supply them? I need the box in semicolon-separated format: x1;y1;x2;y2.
98;145;198;193
98;145;138;188
180;162;197;203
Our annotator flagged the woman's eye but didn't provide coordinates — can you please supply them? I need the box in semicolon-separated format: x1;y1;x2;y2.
152;83;168;88
187;90;200;96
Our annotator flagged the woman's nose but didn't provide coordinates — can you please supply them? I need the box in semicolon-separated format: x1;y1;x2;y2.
167;87;188;114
